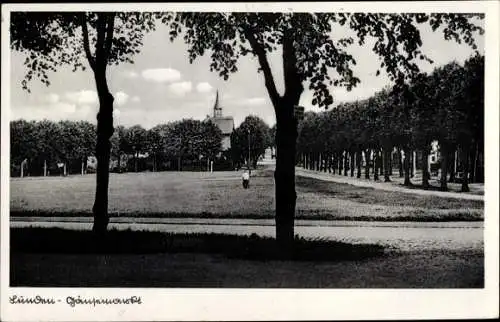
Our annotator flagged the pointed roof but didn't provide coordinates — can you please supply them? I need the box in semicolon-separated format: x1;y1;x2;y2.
213;90;222;117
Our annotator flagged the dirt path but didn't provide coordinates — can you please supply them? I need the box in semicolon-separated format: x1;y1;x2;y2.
296;168;484;201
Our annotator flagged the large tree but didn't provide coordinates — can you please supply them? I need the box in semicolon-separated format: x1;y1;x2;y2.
232;115;271;168
11;12;159;234
167;12;483;253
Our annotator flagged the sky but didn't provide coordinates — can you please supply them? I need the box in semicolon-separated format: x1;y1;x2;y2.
9;15;484;129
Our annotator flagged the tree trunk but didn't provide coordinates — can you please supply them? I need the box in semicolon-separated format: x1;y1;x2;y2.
343;151;348;176
134;152;138;172
350;151;355;177
461;145;470;192
449;148;456;183
440;144;449;191
44;159;47;177
356;149;362;179
365;149;370;179
92;68;114;235
403;147;412;186
275;107;297;257
422;146;430;189
374;150;379;181
383;147;391;182
398;148;404;177
389;151;393;175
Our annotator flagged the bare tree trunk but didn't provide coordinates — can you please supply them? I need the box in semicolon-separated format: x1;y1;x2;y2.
440;144;449;191
350;151;355;177
275;105;297;257
449;148;457;183
422;146;430;189
403;147;412;186
92;68;114;235
365;149;370;179
374;150;379;181
383;147;391;182
356;149;362;179
461;145;470;192
398;148;404;177
343;151;348;176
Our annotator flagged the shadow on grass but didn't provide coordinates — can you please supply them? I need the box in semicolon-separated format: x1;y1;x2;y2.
11;227;386;262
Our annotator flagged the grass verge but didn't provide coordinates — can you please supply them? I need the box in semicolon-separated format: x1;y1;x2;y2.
10;210;484;222
10;227;386;262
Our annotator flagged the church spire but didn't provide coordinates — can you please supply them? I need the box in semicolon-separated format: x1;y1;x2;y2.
213;89;222;117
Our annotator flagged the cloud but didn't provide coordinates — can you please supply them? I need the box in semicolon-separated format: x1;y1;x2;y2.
11;102;95;122
64;90;98;105
42;93;59;104
235;97;266;106
131;96;141;103
113;108;121;119
142;68;181;83
196;82;213;93
123;70;139;78
168;81;192;96
115;91;129;106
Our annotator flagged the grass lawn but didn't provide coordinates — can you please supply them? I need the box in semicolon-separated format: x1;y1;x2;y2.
10;169;483;221
10;228;483;288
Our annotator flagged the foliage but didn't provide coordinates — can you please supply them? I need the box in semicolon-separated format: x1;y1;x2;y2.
230;115;271;167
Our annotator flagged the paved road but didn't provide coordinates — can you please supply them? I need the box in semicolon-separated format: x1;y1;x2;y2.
11;217;483;252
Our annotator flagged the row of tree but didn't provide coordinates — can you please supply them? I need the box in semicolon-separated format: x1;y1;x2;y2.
11;11;483;251
296;54;484;192
11;115;277;176
10;118;225;176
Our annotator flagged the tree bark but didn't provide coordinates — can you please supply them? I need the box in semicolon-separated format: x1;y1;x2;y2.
374;150;379;181
365;149;370;179
383;147;391;182
274;106;297;257
356;149;362;179
460;145;470;192
92;68;114;235
403;147;412;186
398;148;404;177
421;146;430;189
449;148;456;183
343;151;348;176
350;151;355;177
440;144;449;191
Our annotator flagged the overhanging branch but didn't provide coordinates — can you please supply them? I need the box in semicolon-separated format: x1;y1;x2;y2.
241;25;281;110
80;13;95;71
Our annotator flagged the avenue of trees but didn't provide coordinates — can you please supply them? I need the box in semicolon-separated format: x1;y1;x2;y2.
297;54;484;192
12;11;483;253
11;118;225;176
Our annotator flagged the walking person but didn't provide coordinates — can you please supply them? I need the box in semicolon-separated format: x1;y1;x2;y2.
242;169;250;189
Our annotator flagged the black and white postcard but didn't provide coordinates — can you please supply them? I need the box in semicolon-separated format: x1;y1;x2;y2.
1;1;499;321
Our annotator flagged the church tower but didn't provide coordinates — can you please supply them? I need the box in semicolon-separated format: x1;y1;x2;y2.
209;90;234;151
213;90;223;118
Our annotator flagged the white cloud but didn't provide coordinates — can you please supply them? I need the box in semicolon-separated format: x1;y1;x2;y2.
64;90;98;105
235;97;266;106
196;82;213;93
131;96;141;103
11;102;95;122
142;68;181;83
115;91;129;106
42;93;60;104
113;108;121;119
168;81;192;96
123;70;139;79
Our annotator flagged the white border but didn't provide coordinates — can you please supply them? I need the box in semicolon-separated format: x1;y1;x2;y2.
1;2;499;321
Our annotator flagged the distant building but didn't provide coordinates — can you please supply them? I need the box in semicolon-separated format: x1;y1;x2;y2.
207;90;234;151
